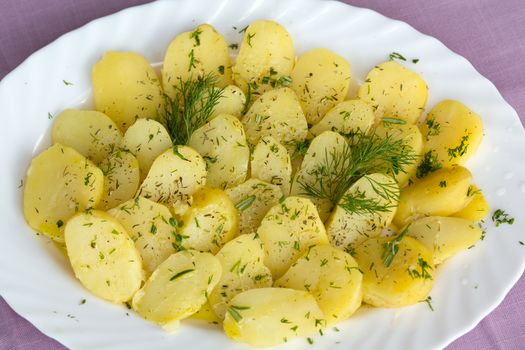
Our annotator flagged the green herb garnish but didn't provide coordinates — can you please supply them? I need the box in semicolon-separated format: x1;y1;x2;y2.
416;150;442;178
492;209;515;227
169;269;195;281
381;224;411;267
235;195;256;211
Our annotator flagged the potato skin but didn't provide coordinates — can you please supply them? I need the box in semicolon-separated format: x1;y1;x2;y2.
93;51;164;132
353;236;435;308
65;211;144;303
223;288;325;347
358;61;428;124
52;109;122;164
23;144;104;243
393;166;472;227
162;24;233;99
232;20;294;97
291;48;351;125
420;100;484;167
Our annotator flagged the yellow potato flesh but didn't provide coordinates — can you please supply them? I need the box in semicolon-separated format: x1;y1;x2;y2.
310;99;375;137
65;211;143;303
393;166;472;227
223;288;325;347
291;48;351;125
453;185;490;221
52;109;122;164
353;236;435;307
23;144;104;243
275;245;362;325
250;136;292;195
257;196;328;279
358;61;428;124
93;51;164;132
98;150;140;210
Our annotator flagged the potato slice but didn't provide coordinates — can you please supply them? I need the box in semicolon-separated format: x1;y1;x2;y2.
290;48;351;125
357;61;428;124
420;100;484;167
242;87;308;153
108;197;177;275
406;216;482;265
65;211;143;303
93;51;164;131
326;173;400;253
132;250;221;325
52;109;122;164
98;150;140;210
223;288;325;347
209;233;273;320
225;179;282;235
191;301;222;324
275;245;362;325
178;187;238;254
374;121;423;187
211;85;246;119
188;114;249;189
353;235;435;307
138;146;206;205
162;24;233;99
257;196;328;278
23;144;104;243
121;119;172;181
250;136;292;195
310;99;375;137
232;20;294;97
290;131;348;221
393;166;472;227
453;185;490;221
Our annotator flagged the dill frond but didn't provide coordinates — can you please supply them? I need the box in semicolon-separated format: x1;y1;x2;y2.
164;74;224;145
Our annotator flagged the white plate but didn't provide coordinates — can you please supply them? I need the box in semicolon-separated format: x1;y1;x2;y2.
1;0;524;349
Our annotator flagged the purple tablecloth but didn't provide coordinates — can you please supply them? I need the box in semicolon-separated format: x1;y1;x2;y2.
1;0;524;349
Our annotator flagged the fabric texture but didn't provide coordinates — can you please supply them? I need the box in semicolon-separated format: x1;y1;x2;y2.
0;0;524;349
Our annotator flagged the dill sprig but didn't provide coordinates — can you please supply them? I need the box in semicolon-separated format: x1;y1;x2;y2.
165;74;224;145
339;175;399;215
381;224;411;267
298;130;417;212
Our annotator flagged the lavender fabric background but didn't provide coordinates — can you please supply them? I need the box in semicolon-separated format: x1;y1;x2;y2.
1;0;524;349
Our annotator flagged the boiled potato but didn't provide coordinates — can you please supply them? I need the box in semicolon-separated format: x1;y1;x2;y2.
211;85;246;119
162;24;232;99
232;20;294;97
138;146;206;205
250;136;292;195
23;144;104;243
406;216;482;265
52;109;122;164
188;114;249;189
225;179;282;235
223;288;324;347
178;187;238;254
65;211;143;303
420;100;484;167
374;121;423;187
242;87;308;153
326;173;400;253
310;99;375;137
93;51;164;131
209;233;273;320
121;119;172;181
275;245;362;325
290;131;348;221
98;150;140;210
393;166;472;227
257;196;328;278
191;301;222;324
108;197;177;275
290;48;351;125
132;250;221;325
353;235;435;307
453;185;490;221
357;61;427;124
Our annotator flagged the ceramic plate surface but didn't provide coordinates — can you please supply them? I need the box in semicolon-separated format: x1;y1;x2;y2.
1;0;524;349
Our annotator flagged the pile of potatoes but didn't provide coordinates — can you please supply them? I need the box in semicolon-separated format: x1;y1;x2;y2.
22;20;488;347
